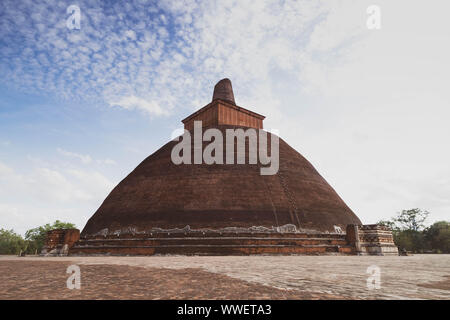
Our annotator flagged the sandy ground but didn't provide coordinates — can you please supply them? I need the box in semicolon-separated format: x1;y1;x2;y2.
0;254;449;300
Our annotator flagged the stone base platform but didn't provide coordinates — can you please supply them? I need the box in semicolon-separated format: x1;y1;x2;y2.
43;224;398;256
69;231;354;256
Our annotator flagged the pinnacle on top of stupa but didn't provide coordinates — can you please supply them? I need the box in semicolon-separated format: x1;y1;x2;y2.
212;78;235;105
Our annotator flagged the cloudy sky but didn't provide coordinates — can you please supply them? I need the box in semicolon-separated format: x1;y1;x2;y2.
0;0;449;234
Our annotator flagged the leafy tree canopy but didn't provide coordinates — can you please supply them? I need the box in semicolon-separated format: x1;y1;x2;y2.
394;208;429;232
424;221;450;253
0;228;26;255
1;221;77;255
25;220;76;241
378;210;449;253
24;220;76;253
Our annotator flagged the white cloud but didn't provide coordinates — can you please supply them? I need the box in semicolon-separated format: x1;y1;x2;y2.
57;148;92;164
0;161;14;176
124;30;137;41
97;158;117;166
108;95;169;116
57;148;117;166
0;0;330;116
31;167;91;202
0;159;115;235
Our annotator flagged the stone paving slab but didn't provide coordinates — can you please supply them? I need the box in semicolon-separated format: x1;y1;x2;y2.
0;254;449;299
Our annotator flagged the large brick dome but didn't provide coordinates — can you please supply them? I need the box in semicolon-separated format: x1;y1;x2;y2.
81;80;361;236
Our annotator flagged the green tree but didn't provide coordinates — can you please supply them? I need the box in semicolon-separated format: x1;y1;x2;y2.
424;221;450;253
394;229;426;253
377;219;398;231
0;229;26;255
393;209;430;252
25;220;76;253
378;209;450;253
394;208;429;232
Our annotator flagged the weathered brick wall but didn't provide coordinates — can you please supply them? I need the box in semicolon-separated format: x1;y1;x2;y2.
41;229;80;256
69;230;353;256
346;224;398;256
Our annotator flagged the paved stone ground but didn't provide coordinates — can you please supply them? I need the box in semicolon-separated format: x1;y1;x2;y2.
0;261;341;300
0;254;449;300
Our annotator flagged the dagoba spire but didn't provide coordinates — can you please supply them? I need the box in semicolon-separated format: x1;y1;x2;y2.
212;78;235;105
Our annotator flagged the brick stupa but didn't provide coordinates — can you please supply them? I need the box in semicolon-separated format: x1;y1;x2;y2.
67;79;398;256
